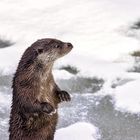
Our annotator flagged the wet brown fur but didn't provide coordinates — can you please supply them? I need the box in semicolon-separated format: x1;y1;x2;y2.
9;38;73;140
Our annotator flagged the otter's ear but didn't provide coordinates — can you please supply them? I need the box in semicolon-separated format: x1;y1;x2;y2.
36;48;44;55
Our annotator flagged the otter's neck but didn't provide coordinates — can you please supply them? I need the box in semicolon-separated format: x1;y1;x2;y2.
37;62;54;83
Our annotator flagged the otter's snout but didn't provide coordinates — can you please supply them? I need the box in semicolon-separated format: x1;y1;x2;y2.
65;42;73;51
57;42;73;58
63;42;73;53
67;43;73;48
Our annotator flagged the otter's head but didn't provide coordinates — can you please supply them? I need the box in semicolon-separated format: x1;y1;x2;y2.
32;38;73;64
18;38;73;71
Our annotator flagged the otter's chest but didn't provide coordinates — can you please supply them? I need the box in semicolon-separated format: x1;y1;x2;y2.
37;76;55;105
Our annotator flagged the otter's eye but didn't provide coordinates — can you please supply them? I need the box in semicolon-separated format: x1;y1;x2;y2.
54;44;60;48
37;49;43;54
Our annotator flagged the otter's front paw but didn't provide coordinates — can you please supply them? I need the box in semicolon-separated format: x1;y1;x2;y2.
41;102;56;116
41;102;54;114
58;91;71;102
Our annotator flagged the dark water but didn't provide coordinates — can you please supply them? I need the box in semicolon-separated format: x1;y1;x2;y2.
0;39;14;48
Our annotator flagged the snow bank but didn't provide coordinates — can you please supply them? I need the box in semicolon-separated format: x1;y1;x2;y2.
55;122;100;140
114;79;140;113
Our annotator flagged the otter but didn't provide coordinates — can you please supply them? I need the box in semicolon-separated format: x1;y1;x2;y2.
9;38;73;140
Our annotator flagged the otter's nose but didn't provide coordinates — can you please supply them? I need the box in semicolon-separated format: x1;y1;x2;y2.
67;43;73;48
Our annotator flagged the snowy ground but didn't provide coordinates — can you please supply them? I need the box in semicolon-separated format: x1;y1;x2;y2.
0;0;140;139
55;122;100;140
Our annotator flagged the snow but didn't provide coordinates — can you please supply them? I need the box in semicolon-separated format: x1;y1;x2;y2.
53;70;74;80
114;79;140;113
55;122;100;140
